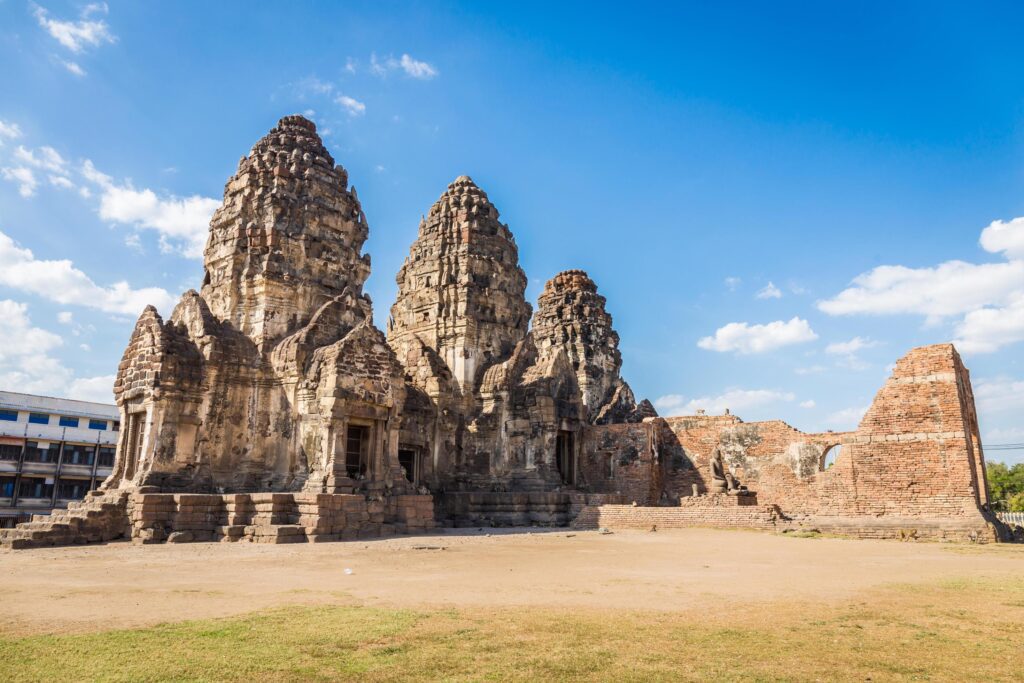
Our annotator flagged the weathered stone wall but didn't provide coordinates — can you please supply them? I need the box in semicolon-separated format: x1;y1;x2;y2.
581;344;1003;541
579;422;663;505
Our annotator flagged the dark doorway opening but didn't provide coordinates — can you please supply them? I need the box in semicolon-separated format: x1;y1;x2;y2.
555;430;575;486
345;425;369;479
398;448;418;485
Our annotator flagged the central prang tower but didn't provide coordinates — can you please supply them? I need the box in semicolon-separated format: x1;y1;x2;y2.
387;176;532;403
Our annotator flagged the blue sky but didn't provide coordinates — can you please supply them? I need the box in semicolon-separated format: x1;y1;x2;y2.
1;2;1022;462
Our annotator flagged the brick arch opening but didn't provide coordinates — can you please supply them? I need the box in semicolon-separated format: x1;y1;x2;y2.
819;444;842;472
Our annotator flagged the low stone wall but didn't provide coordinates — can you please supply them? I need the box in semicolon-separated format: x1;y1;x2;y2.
129;492;435;544
572;502;781;531
571;502;1003;543
798;515;1001;543
438;491;626;527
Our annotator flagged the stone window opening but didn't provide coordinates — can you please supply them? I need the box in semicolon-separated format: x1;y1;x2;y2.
345;425;370;479
820;444;842;471
556;430;576;486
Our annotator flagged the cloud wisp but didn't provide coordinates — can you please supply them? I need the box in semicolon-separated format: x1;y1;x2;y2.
369;53;438;80
698;317;818;354
82;159;220;258
818;216;1024;354
0;230;175;315
0;299;113;402
33;2;116;53
756;281;782;299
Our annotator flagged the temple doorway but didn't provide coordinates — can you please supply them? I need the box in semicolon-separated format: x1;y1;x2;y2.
345;425;369;479
555;430;576;486
398;447;419;485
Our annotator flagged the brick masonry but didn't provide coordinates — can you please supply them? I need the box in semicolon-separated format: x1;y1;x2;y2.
578;344;1008;542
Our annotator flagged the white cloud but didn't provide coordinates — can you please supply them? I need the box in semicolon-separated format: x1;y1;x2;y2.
756;281;782;299
14;145;68;173
369;52;438;79
818;216;1024;353
0;230;175;315
0;299;69;395
724;276;741;291
655;389;796;417
1;166;38;197
0;299;112;401
817;259;1023;321
980;217;1024;259
973;376;1024;416
62;60;86;76
398;54;438;79
34;3;116;53
825;405;868;431
825;336;879;355
335;95;366;117
80;159;219;259
799;400;816;409
57;311;73;324
49;174;75;190
697;317;818;354
794;365;826;375
344;57;357;74
954;294;1024;354
0;120;22;144
0;300;62;357
68;374;114;403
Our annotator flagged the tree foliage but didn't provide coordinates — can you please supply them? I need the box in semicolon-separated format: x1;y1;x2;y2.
986;461;1024;511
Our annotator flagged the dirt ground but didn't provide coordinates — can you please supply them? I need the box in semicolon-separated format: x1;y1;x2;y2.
2;527;1022;636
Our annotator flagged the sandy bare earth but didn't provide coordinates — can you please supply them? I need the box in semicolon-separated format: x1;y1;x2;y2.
1;528;1022;635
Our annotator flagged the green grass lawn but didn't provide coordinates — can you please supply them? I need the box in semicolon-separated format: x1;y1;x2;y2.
3;576;1023;682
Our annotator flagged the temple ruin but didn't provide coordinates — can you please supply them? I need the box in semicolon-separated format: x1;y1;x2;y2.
0;115;1009;548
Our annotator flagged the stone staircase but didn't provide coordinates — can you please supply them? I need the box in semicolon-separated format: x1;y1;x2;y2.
0;490;130;549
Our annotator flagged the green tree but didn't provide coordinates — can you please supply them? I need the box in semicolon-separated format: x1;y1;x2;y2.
986;461;1024;511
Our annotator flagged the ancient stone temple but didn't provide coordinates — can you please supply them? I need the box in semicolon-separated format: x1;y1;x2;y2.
0;114;1010;548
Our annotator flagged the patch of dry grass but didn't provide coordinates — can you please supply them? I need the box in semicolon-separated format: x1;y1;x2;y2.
3;575;1023;682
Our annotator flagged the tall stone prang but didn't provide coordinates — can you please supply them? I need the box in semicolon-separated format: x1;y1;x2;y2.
105;116;417;505
202;115;371;351
388;176;531;402
532;269;653;423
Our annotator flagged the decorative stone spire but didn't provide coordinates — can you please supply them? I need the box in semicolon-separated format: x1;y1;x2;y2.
201;115;371;349
388;175;531;396
532;269;624;416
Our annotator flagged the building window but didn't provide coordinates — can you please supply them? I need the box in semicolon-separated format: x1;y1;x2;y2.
18;477;54;500
0;444;21;461
113;421;120;432
59;416;80;428
23;441;60;463
56;478;90;500
0;476;15;497
97;447;115;468
63;444;95;466
88;419;107;431
28;413;50;425
0;409;17;421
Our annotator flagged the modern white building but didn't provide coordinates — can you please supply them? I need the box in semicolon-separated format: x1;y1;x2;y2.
0;390;119;527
